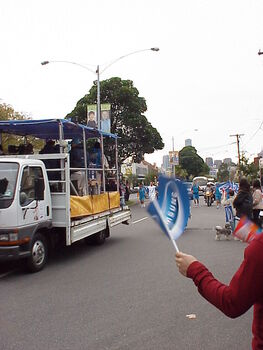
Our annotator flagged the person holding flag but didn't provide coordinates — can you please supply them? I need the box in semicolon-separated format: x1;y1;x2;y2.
175;229;263;349
221;187;236;232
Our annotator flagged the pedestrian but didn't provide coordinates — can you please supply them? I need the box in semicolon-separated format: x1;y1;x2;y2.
119;181;126;207
214;188;236;241
191;181;199;207
215;184;222;209
138;183;146;208
252;179;263;227
124;181;130;202
148;182;156;201
233;177;253;220
221;188;236;232
175;235;263;350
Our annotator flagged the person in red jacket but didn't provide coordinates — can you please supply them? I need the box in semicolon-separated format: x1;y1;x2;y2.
175;234;263;350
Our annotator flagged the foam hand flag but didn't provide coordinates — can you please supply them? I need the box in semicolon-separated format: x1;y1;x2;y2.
147;176;190;251
233;217;262;243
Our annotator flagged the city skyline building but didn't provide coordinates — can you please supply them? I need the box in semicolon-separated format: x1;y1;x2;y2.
223;158;232;165
214;160;222;169
205;157;213;167
162;155;170;171
185;138;192;147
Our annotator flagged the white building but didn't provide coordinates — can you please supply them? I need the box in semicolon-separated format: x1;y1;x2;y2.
162;155;170;171
185;138;192;147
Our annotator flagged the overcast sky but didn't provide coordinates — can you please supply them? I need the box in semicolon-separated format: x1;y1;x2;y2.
1;0;263;166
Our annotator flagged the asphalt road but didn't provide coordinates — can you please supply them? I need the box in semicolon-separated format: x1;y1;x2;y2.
0;198;252;350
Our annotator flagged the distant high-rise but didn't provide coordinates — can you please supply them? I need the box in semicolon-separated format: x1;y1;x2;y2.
162;155;170;171
214;160;222;169
223;158;232;165
185;138;192;147
205;157;213;167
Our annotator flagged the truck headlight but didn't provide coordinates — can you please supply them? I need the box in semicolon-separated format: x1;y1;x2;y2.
0;234;9;242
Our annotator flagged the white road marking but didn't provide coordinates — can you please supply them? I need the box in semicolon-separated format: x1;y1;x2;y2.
132;217;148;224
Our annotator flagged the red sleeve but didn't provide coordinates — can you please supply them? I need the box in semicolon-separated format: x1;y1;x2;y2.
187;240;263;318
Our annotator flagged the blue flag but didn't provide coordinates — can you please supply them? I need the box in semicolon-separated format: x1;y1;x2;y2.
147;176;190;242
225;204;234;223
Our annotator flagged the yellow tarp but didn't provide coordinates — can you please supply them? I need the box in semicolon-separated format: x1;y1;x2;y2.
92;193;109;214
109;191;120;209
70;192;119;218
70;195;93;218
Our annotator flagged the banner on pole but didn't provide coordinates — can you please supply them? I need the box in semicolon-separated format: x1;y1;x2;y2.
100;103;111;133
87;104;97;128
169;151;179;166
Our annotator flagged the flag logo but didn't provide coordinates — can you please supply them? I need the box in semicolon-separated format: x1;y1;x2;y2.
147;176;190;241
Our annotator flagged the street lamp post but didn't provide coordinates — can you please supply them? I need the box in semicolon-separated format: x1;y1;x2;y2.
41;47;159;129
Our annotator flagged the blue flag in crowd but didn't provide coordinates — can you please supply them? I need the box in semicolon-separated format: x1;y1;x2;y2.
217;181;239;194
147;176;190;241
225;204;234;223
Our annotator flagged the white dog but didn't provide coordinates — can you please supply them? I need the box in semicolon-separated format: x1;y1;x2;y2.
215;223;232;241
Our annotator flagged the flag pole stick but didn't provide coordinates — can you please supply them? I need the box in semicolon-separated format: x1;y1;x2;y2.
171;239;179;252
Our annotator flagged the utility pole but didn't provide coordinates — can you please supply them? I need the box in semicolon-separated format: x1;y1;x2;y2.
230;133;244;180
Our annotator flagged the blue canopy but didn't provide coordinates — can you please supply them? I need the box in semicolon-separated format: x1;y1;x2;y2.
0;119;118;140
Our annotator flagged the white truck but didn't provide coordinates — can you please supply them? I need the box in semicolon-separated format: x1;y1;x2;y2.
0;119;131;272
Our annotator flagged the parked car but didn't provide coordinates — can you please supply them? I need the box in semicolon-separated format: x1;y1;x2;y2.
183;181;193;200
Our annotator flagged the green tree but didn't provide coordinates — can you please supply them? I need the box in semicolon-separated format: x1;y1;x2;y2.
0;103;43;152
217;163;230;182
179;146;208;178
66;77;164;165
144;172;158;185
0;103;30;121
125;174;139;187
239;154;259;183
174;165;188;179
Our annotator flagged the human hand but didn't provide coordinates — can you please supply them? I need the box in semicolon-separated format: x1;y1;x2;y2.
175;252;197;276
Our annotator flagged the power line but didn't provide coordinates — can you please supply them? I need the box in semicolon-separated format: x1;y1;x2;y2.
242;120;263;148
198;142;235;151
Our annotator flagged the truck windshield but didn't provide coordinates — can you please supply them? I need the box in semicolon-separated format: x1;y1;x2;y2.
0;162;19;209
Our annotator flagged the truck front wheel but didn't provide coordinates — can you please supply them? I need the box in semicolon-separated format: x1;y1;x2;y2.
26;233;48;273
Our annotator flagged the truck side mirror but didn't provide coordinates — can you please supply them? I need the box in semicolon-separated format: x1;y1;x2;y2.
34;177;45;201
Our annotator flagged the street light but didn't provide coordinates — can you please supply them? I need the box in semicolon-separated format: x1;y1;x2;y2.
41;47;159;129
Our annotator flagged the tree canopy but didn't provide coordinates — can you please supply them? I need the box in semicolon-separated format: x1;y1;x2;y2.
0;103;29;121
217;163;230;182
239;154;259;183
0;103;43;153
66;77;164;164
179;146;209;178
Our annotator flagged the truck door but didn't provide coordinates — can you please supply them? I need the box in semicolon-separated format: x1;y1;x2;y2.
18;165;48;226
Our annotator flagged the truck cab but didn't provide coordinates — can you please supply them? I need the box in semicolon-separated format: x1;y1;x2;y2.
0;158;52;267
